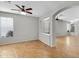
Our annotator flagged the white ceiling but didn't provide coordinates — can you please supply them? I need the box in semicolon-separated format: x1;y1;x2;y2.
0;1;59;17
57;6;79;24
0;1;79;18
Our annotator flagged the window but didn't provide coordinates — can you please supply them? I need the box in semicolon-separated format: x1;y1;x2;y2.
67;23;75;32
0;17;13;38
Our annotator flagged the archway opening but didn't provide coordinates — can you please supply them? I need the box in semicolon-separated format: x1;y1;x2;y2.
53;6;79;47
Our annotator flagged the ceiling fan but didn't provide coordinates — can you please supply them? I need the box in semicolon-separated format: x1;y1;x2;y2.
11;4;32;14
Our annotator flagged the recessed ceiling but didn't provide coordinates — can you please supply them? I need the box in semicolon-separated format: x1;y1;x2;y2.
0;1;79;17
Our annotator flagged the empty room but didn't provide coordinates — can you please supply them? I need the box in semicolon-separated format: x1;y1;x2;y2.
0;1;79;58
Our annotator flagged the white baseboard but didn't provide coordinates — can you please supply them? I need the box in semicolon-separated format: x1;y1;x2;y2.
0;36;38;45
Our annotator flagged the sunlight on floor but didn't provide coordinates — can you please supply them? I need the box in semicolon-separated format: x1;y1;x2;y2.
66;36;70;46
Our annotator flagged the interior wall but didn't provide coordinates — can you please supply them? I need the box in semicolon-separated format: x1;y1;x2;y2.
39;14;56;47
0;12;39;45
55;20;67;36
74;21;79;35
39;17;51;46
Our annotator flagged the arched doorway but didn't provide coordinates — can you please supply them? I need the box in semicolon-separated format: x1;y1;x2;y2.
52;5;79;47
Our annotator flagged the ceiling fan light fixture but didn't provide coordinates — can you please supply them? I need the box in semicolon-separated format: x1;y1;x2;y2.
20;12;26;15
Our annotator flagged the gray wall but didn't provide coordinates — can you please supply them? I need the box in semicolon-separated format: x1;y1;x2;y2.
39;17;51;46
55;20;67;36
74;21;79;35
0;12;39;45
39;14;56;47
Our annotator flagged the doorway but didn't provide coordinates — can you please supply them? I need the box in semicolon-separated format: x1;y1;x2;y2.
54;6;79;48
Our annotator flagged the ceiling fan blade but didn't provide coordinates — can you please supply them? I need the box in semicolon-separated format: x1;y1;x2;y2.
11;9;20;11
15;4;22;10
26;11;32;14
26;8;32;10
